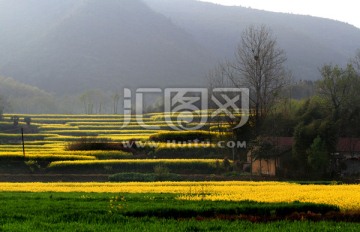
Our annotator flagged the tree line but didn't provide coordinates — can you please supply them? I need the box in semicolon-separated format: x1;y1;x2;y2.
208;24;360;178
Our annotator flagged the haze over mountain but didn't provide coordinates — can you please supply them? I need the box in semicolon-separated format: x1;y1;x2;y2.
145;0;360;81
0;0;359;96
0;0;213;94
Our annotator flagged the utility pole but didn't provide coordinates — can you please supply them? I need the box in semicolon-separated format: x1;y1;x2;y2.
21;127;25;158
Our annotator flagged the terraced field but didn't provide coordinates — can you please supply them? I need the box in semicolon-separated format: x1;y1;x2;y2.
0;113;234;178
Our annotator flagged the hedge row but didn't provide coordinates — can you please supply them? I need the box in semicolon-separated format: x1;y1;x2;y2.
108;172;182;182
150;146;232;159
47;159;223;174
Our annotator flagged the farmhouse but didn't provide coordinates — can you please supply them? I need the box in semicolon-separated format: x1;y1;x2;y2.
247;137;360;176
336;138;360;176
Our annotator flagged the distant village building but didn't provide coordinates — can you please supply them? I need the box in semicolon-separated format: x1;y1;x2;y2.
246;137;360;176
336;138;360;176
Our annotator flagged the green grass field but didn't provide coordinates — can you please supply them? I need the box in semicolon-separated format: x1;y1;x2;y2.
0;192;358;232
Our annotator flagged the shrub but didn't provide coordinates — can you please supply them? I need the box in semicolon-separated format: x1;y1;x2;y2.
223;157;231;172
25;160;40;172
11;116;19;126
108;172;182;182
66;136;112;150
24;117;31;125
65;136;133;153
153;164;170;175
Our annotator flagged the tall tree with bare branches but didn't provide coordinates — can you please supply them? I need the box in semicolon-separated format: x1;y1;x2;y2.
222;25;290;135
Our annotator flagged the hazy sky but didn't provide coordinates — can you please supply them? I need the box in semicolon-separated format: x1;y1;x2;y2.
199;0;360;29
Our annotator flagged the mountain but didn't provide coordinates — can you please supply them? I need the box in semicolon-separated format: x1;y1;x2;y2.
0;0;214;94
0;0;80;65
0;0;359;96
0;76;61;113
144;0;360;81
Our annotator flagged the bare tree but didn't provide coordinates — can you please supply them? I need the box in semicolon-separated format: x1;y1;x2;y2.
219;25;289;135
111;91;121;114
79;89;108;114
207;63;234;135
207;62;234;91
79;92;94;114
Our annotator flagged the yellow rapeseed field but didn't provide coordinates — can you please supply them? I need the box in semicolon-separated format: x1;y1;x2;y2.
0;181;358;211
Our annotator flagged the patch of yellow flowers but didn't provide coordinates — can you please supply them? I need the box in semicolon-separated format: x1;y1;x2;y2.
0;181;358;211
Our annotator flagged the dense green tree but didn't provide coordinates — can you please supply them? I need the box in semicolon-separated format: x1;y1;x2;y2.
291;97;333;175
317;64;359;120
250;136;279;175
307;136;329;175
262;111;297;137
317;61;360;139
251;137;278;161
